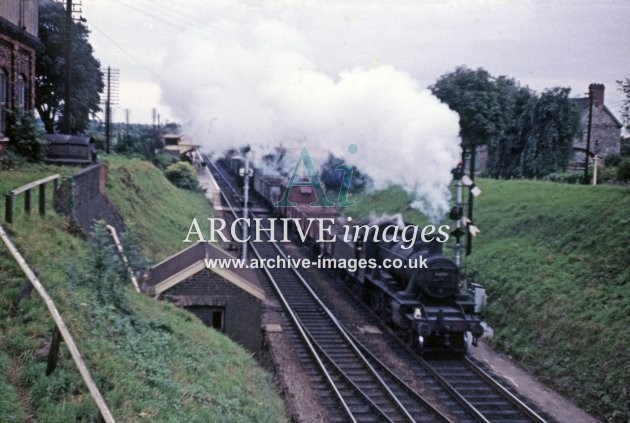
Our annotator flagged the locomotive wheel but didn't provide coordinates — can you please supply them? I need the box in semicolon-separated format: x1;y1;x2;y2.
450;332;468;354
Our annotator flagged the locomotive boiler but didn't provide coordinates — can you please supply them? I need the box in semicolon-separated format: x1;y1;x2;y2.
346;227;485;353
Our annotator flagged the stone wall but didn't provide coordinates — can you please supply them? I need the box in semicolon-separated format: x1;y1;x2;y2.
54;162;125;238
574;106;621;160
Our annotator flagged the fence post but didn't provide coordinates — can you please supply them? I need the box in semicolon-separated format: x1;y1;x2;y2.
46;326;62;376
16;280;34;305
5;193;13;223
39;183;46;215
24;189;31;215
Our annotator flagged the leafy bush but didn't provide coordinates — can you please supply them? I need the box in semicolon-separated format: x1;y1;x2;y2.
542;171;584;184
68;220;128;307
596;166;617;183
152;153;179;170
617;158;630;181
164;161;198;190
603;154;621;167
0;149;26;170
620;137;630;157
5;109;46;162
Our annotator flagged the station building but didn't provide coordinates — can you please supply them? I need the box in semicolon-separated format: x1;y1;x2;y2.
0;0;39;153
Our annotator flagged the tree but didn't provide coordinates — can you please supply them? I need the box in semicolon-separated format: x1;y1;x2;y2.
485;76;536;178
430;66;506;150
36;0;104;134
519;87;581;177
115;125;163;159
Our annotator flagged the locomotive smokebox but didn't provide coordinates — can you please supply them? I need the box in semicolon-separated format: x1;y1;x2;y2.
379;240;459;299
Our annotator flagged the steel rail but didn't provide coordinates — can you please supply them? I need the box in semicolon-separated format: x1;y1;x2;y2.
212;157;540;423
463;357;549;423
205;158;357;422
342;329;453;423
248;240;359;423
337;268;493;423
211;159;417;421
277;221;489;423
275;211;493;423
255;218;418;422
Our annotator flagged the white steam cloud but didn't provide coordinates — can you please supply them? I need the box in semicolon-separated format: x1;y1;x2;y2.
160;17;461;219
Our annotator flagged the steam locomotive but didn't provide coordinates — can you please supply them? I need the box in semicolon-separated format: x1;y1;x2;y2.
222;153;485;354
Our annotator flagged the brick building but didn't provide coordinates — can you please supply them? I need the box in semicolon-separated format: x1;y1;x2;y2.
0;0;39;152
572;83;622;161
145;242;266;352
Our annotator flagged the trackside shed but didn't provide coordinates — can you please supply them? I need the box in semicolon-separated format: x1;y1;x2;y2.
145;242;266;352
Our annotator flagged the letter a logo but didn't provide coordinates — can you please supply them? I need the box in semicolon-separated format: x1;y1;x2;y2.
274;147;335;207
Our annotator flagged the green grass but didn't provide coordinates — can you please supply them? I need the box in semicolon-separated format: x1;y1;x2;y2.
0;158;285;422
0;351;23;422
344;185;431;226
103;155;213;261
349;179;630;422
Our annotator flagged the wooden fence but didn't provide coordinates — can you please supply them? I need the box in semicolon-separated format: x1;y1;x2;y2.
4;174;60;223
0;224;115;422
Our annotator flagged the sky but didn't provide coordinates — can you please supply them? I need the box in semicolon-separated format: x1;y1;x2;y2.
78;0;629;217
81;0;629;125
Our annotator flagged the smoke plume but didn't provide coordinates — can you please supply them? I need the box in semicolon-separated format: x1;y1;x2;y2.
159;15;461;219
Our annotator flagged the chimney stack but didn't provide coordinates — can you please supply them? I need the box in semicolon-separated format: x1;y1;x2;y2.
589;83;605;107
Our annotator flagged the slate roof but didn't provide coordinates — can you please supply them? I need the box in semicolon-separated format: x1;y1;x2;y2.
146;242;265;300
571;97;623;128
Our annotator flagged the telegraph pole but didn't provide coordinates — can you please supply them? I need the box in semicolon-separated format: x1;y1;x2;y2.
100;67;118;154
105;67;110;153
63;0;73;133
583;88;594;184
241;146;252;261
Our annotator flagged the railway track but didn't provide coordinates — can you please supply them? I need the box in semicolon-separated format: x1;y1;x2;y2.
205;156;551;422
276;236;553;423
423;355;550;423
207;158;448;422
281;239;552;423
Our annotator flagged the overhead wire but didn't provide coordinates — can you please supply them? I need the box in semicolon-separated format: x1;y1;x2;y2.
87;20;165;83
123;0;213;30
83;0;241;111
110;0;235;43
108;0;189;32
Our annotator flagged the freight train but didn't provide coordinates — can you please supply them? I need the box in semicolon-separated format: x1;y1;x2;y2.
221;152;485;354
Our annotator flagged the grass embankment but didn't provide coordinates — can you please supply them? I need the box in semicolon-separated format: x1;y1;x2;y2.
103;155;213;262
0;158;285;422
348;180;629;422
